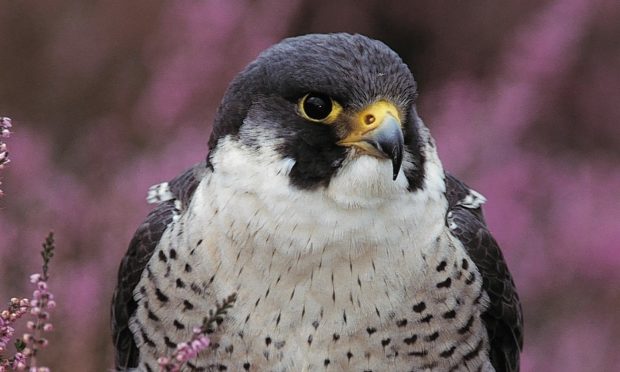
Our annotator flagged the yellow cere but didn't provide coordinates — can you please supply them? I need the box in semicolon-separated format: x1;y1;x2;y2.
356;100;401;132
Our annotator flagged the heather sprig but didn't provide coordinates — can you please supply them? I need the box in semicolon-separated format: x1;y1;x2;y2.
39;234;55;283
0;116;11;197
157;293;236;372
0;233;56;372
0;298;30;370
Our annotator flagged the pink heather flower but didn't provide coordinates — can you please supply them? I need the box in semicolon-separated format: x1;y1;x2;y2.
157;357;175;371
0;324;16;352
0;117;10;132
1;297;30;354
0;117;10;146
158;331;211;371
0;117;10;195
157;294;234;371
1;234;56;370
29;275;41;284
12;353;26;370
0;150;8;166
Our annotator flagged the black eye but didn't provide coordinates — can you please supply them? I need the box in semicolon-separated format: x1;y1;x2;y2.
303;94;331;120
299;93;341;123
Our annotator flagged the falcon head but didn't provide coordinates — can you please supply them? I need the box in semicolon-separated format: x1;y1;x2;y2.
207;33;431;197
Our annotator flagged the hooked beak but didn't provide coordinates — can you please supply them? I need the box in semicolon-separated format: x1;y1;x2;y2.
337;101;404;180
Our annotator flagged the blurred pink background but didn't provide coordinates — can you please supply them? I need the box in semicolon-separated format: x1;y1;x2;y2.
1;0;619;370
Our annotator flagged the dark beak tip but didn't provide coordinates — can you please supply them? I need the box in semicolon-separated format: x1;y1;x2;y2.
366;140;403;181
355;115;405;181
391;146;403;181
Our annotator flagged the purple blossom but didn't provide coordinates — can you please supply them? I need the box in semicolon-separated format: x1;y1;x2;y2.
0;117;11;197
0;234;55;371
157;329;211;372
0;298;29;355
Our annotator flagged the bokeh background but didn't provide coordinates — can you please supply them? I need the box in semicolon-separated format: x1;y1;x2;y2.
1;0;619;370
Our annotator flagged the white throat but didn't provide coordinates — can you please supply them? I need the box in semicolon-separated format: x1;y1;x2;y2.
198;132;447;264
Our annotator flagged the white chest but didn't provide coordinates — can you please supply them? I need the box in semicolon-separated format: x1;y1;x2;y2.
130;141;491;371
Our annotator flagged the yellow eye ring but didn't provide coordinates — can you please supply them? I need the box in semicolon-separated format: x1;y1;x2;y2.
298;93;342;124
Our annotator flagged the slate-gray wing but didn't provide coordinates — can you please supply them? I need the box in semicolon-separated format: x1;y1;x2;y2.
445;173;524;372
111;164;206;370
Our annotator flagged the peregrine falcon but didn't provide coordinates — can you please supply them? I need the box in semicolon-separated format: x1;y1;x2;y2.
112;33;522;371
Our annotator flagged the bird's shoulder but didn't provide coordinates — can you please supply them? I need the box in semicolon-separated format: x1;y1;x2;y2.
111;162;208;370
444;172;523;372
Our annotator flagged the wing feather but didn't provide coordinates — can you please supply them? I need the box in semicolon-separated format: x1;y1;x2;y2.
111;163;207;370
445;173;523;372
